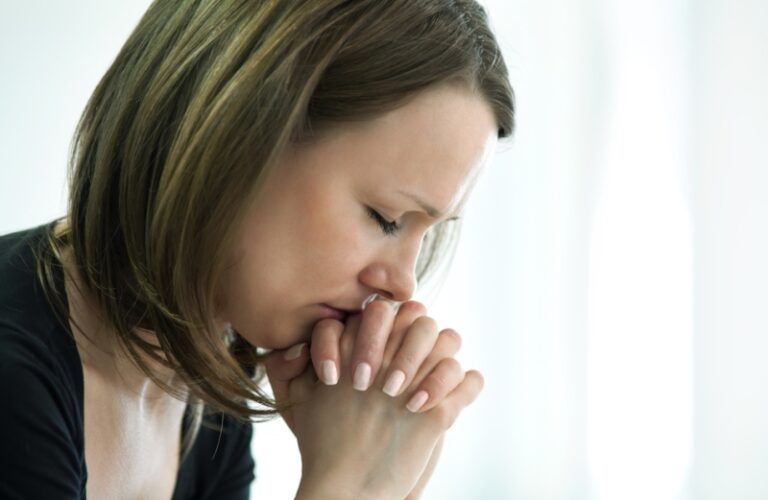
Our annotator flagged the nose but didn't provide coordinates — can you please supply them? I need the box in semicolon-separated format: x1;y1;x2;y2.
359;235;422;302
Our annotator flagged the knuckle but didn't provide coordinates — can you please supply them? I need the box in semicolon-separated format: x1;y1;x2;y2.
313;318;343;334
398;300;427;316
358;332;386;354
425;360;461;392
360;346;383;364
413;315;438;333
430;404;456;429
365;299;394;318
440;327;462;342
441;357;463;373
395;349;419;372
311;323;342;349
439;328;462;349
311;336;336;356
470;369;485;390
427;372;449;391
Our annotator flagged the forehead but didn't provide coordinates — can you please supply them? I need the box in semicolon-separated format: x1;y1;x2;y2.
294;84;498;212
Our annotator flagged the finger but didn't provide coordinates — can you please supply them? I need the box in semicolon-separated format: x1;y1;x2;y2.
263;342;310;405
349;299;396;391
408;328;462;389
309;318;344;385
286;361;318;406
263;343;311;431
339;312;362;363
404;357;465;413
379;315;439;397
381;300;428;365
430;369;485;430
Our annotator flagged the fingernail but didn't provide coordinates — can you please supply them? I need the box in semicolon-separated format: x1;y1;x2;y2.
353;362;372;391
322;360;338;385
284;343;305;361
406;390;429;413
383;370;406;397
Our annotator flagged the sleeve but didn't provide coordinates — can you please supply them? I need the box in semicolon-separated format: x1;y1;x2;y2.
197;413;256;500
0;328;84;499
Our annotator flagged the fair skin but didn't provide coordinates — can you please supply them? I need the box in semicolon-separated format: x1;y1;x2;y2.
267;300;468;499
59;242;188;500
59;82;497;499
218;81;495;375
225;82;498;498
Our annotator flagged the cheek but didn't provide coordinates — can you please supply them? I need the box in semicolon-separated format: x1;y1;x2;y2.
215;257;294;347
213;185;376;345
304;221;373;285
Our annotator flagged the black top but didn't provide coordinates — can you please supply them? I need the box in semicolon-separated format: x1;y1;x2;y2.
0;223;255;499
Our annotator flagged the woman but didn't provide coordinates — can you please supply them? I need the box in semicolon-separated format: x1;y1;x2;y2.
0;0;514;498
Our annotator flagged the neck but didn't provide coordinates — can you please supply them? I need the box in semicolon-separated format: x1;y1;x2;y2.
56;224;186;407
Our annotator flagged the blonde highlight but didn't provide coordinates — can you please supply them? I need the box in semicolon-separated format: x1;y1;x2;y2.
34;0;514;463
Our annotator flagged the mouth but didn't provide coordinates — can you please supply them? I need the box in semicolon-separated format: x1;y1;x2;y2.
318;304;350;321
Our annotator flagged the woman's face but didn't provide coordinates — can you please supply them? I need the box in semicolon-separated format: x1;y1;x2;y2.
217;84;498;349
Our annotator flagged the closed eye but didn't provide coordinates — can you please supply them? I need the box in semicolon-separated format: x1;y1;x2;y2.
366;207;401;236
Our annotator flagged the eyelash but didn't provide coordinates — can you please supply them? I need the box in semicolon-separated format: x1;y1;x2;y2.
366;207;401;236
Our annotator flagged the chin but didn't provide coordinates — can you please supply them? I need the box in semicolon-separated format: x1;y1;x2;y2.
231;307;327;350
245;323;315;351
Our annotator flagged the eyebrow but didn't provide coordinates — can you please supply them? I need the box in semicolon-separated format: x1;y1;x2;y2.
396;189;461;221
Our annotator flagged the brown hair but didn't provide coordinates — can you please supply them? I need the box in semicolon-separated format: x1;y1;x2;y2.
34;0;515;462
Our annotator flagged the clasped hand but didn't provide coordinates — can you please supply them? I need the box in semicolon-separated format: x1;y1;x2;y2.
264;299;484;499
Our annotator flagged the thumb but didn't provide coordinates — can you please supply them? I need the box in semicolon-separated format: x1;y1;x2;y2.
264;343;310;429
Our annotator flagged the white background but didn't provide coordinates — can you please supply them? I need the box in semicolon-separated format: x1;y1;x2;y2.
1;1;766;499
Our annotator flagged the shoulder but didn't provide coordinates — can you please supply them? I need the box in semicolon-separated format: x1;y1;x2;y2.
0;326;86;498
0;222;83;410
0;222;65;341
0;324;82;434
0;224;87;496
0;223;45;285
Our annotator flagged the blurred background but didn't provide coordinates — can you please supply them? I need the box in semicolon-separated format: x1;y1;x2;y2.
1;1;766;499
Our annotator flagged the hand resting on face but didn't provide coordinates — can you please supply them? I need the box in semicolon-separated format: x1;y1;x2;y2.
264;299;483;499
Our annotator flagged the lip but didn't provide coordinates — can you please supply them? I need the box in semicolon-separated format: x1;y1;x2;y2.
318;304;349;320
